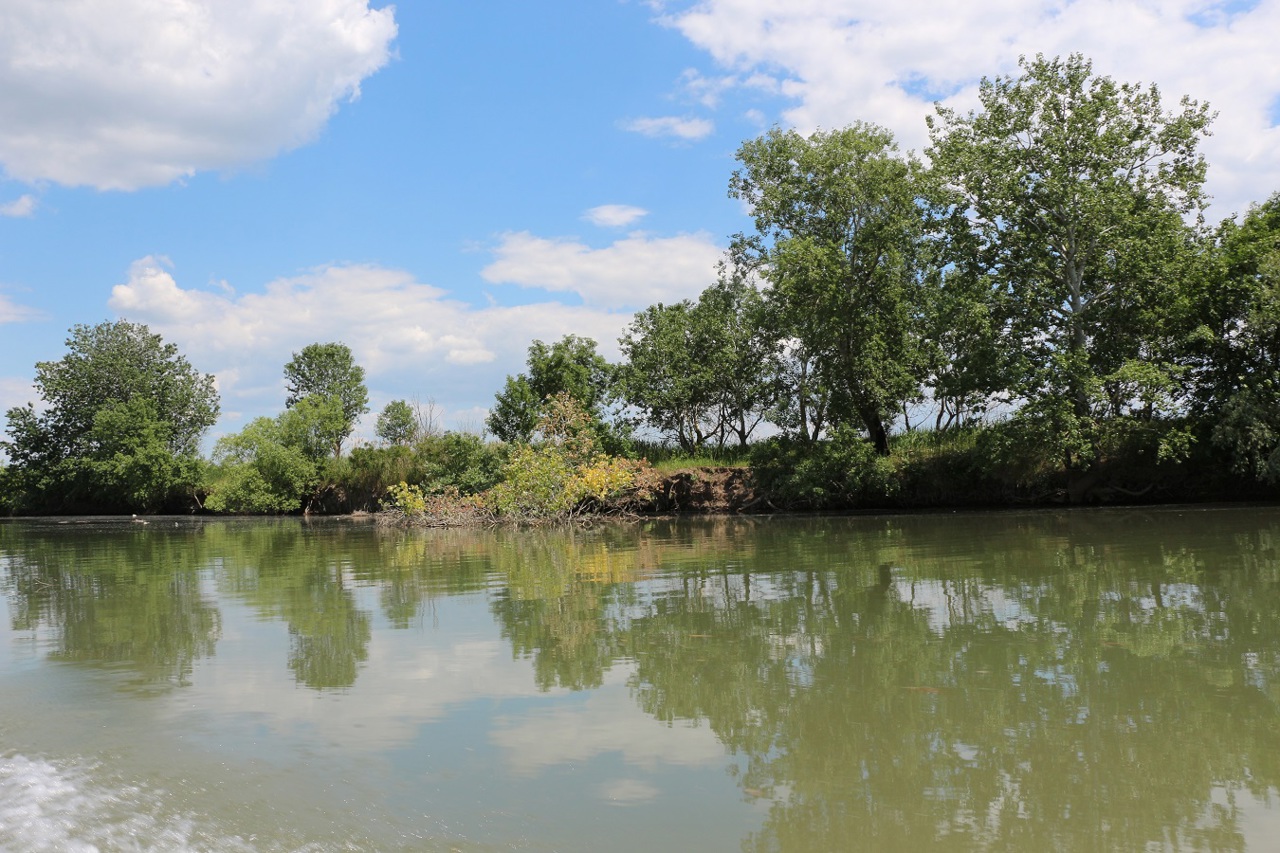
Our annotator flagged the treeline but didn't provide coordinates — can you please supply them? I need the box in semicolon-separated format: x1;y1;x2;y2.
490;54;1280;506
2;54;1279;516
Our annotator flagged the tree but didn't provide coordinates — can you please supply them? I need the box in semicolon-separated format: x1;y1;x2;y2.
2;320;219;512
1191;193;1280;411
204;415;320;514
375;400;418;446
486;335;617;444
283;342;369;456
729;124;932;454
1199;193;1280;482
620;300;722;453
927;54;1213;463
619;274;774;452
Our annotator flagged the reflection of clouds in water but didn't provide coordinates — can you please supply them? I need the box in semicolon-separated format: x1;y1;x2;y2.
157;599;554;751
490;667;725;777
599;778;660;805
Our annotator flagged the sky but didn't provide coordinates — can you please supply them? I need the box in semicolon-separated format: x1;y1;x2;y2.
2;0;1279;448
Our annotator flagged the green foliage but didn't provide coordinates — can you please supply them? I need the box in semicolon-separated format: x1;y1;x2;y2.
85;397;208;511
205;416;319;513
927;53;1212;459
620;276;774;452
485;395;644;521
283;342;369;456
729;124;932;454
412;431;503;495
1190;195;1280;412
375;399;417;446
1215;386;1280;484
749;427;896;509
0;464;17;514
1;320;218;513
279;394;348;462
486;374;540;444
486;335;621;447
1186;197;1280;483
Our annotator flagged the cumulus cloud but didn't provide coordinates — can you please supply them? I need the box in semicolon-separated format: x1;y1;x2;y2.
0;293;41;323
0;194;35;217
584;204;649;228
481;230;722;308
656;0;1280;217
621;115;715;140
0;0;397;190
107;257;637;430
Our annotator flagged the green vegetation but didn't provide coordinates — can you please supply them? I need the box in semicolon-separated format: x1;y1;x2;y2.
728;123;931;453
3;54;1279;517
283;342;369;457
486;334;624;451
2;320;218;513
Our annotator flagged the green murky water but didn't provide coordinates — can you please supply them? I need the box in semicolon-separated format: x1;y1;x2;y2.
2;507;1279;851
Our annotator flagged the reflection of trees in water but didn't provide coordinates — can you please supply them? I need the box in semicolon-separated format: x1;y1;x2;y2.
5;511;1280;847
210;523;373;690
0;524;221;686
478;511;1280;851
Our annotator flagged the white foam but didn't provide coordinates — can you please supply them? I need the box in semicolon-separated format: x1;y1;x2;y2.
0;753;254;853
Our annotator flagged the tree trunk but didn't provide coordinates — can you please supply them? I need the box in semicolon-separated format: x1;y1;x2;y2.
858;403;891;456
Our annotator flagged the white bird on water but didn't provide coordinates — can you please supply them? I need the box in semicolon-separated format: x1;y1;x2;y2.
131;514;148;525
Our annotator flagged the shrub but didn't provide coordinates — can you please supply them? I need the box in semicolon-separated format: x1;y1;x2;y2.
749;427;894;509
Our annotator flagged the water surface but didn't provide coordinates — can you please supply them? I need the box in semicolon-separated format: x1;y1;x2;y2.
2;507;1279;851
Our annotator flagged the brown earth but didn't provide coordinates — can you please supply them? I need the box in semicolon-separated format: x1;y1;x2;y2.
628;466;773;514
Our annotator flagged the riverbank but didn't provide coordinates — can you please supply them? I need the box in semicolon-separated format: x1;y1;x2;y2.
373;457;1277;528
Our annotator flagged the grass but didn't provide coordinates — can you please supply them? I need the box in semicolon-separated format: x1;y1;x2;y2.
629;439;753;471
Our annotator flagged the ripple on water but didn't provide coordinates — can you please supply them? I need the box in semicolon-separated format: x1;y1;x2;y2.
0;752;266;853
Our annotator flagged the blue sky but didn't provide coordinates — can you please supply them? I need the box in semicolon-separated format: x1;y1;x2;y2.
2;0;1279;446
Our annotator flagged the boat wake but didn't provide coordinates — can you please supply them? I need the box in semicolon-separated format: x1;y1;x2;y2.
0;752;259;853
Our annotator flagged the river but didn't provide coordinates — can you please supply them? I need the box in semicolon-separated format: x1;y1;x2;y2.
2;507;1279;851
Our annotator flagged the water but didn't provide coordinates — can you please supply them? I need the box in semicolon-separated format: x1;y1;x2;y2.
1;508;1279;851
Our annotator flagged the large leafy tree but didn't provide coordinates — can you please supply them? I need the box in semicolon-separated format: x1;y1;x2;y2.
203;397;346;514
486;335;617;444
729;124;932;454
619;275;774;452
619;300;718;452
927;54;1212;462
2;320;218;512
283;342;368;457
375;399;418;446
1197;194;1280;482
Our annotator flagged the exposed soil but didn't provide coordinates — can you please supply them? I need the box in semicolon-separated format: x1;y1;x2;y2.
629;466;771;514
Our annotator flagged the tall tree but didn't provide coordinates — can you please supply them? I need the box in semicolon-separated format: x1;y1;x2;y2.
375;399;418;446
619;274;774;451
1197;193;1280;482
2;320;218;512
283;342;368;456
729;124;931;454
619;299;720;452
486;335;616;444
927;54;1212;462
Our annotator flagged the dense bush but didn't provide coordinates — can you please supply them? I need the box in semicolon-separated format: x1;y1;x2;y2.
749;427;896;509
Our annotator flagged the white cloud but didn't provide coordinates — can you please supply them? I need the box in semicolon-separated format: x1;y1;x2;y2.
0;194;35;217
657;0;1280;217
0;0;397;190
490;673;725;777
584;204;649;228
0;293;41;323
622;115;715;140
107;256;638;431
481;230;722;308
